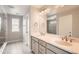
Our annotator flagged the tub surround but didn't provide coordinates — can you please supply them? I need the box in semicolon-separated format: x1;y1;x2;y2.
0;36;7;54
0;42;7;54
31;33;79;54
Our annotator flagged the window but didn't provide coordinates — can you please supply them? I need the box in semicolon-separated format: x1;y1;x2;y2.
47;14;57;34
12;18;19;32
0;17;1;31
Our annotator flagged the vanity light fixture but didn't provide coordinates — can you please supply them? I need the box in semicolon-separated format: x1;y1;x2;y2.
52;5;64;13
40;8;51;14
54;5;64;9
40;5;64;15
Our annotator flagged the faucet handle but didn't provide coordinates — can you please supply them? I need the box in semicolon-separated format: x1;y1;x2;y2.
62;37;64;40
61;36;68;41
68;32;72;37
68;37;73;43
70;39;72;42
64;36;68;41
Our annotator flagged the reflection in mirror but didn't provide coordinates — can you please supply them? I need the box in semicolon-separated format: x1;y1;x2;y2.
47;6;79;38
47;14;57;34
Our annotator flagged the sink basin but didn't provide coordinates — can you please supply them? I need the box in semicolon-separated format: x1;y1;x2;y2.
55;40;72;46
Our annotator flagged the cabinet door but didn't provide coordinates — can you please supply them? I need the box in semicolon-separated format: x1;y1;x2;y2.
39;40;46;47
39;45;46;54
31;36;38;42
34;42;38;54
31;39;38;54
47;44;70;54
31;39;35;53
46;49;55;54
38;51;42;54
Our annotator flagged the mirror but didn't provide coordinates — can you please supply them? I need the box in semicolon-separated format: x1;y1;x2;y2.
47;6;79;38
47;13;57;34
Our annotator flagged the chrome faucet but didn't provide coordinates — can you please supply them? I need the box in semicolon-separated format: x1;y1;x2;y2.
62;32;73;43
62;35;72;43
62;36;68;41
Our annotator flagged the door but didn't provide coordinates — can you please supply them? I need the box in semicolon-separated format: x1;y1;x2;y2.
23;16;29;46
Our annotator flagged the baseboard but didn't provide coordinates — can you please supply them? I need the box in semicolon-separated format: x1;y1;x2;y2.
7;40;23;44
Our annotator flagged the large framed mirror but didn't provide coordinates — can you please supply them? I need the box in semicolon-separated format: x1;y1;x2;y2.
47;13;57;34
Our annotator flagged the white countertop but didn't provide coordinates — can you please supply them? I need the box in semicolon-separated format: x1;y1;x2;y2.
31;33;79;54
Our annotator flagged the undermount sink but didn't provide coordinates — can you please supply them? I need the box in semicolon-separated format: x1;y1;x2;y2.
55;40;72;46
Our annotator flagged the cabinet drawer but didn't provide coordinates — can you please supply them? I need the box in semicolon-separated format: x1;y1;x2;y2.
39;40;46;47
46;49;55;54
31;36;38;42
34;43;38;54
31;40;35;52
39;45;46;54
38;51;42;54
47;44;69;54
31;40;38;54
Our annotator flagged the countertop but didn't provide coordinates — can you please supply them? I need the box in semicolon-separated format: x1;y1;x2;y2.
31;33;79;54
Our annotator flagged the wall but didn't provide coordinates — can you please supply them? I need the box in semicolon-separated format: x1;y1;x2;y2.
0;14;6;37
31;7;39;34
6;14;23;42
0;13;6;43
59;15;72;36
72;10;79;38
31;7;47;35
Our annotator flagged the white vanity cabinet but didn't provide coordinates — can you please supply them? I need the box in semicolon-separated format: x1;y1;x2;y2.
46;44;71;54
31;37;38;54
39;44;46;54
38;40;46;54
46;49;55;54
31;36;72;54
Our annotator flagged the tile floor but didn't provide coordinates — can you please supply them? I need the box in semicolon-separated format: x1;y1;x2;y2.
3;42;32;54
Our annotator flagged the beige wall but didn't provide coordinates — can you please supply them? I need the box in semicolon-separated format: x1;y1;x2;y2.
31;7;39;34
0;14;6;43
0;14;6;37
31;7;47;35
58;7;79;37
72;11;79;38
59;15;72;36
31;6;79;38
7;14;23;42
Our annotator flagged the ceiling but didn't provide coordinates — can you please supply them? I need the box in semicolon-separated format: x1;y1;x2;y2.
33;5;79;13
0;5;30;16
0;5;79;16
53;5;79;13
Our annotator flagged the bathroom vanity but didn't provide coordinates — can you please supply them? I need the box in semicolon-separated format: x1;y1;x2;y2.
30;6;79;54
31;34;79;54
